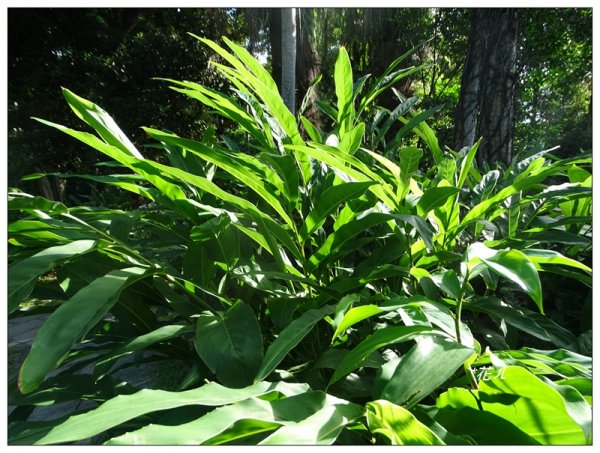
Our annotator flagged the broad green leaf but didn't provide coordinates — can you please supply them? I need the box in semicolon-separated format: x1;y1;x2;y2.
8;192;68;215
432;406;539;444
8;240;99;314
466;297;576;348
19;266;150;394
35;381;309;445
299;181;376;242
430;269;462;300
541;377;592;442
394;214;435;250
466;243;543;313
398;146;423;199
255;305;334;382
366;400;445;445
377;337;474;406
194;302;263;388
95;323;194;379
300;116;322;143
335;46;354;137
496;348;591;379
436;367;587;445
329;325;437;386
339;122;364;155
331;304;384;341
61;88;143;159
417;186;461;216
522;249;591;273
260;397;363;445
108;398;278;445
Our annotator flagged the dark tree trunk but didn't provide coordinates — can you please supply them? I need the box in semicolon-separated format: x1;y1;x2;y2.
269;8;282;91
454;9;484;151
296;8;321;127
478;9;519;165
454;8;519;166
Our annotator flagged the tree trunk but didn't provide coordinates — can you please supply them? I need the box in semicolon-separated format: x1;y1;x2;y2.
296;8;321;127
281;8;297;114
454;9;484;151
454;8;519;166
269;8;282;91
478;9;519;165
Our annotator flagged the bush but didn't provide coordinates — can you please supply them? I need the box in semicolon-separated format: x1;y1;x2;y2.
8;36;592;445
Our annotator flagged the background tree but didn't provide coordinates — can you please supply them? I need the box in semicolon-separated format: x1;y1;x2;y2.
8;8;245;202
454;8;519;165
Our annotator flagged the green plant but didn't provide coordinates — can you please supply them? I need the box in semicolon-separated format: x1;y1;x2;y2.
8;36;591;445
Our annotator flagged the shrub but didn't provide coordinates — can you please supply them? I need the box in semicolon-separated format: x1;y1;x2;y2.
8;36;592;445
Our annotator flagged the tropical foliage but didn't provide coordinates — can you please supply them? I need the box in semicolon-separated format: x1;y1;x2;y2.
8;36;592;445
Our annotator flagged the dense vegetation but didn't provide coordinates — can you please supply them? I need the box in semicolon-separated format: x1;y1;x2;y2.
7;8;592;446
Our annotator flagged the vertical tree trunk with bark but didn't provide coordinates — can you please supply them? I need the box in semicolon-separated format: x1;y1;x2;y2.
269;8;282;91
281;7;297;114
454;8;519;166
478;9;519;165
296;8;321;127
454;9;484;151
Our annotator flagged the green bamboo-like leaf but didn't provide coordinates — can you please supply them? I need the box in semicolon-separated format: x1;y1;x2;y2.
164;82;269;147
222;37;279;93
260;152;300;207
394;214;435;250
8;240;99;313
108;398;281;445
309;212;394;270
335;46;354;137
8;192;68;215
366;400;445;445
300;116;322;143
94;323;194;379
378;338;474;406
143;128;294;228
34;380;309;445
24;172;157;201
436;366;587;445
457;139;480;188
522;249;591;273
331;305;384;342
107;390;334;445
417;186;461;216
385;104;444;157
466;297;576;347
194;302;263;388
467;243;543;313
33;119;192;208
339;122;365;155
373;96;420;147
255;305;335;382
286;144;398;209
61;88;143;159
399;146;424;199
329;325;437;386
18;266;150;394
299;181;376;242
260;399;363;445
